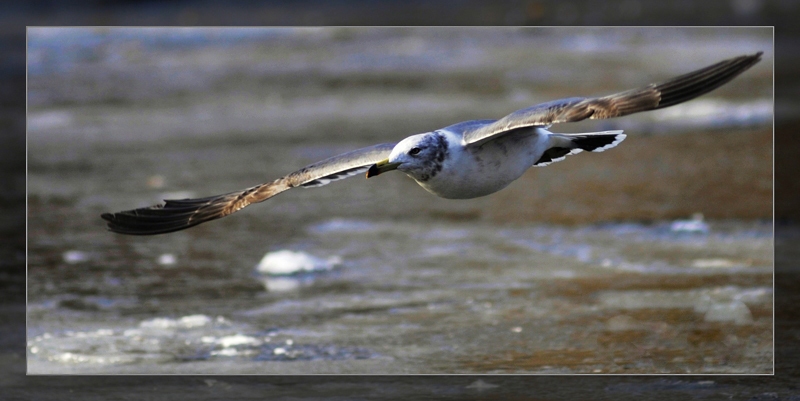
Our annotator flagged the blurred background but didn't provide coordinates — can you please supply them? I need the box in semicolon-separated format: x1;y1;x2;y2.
26;27;772;375
1;0;798;398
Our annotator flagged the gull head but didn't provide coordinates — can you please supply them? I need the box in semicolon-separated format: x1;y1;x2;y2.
367;132;450;182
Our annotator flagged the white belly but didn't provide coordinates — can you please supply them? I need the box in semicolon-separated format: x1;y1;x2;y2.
416;128;547;199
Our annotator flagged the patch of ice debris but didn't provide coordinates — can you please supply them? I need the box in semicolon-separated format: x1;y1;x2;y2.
256;250;341;275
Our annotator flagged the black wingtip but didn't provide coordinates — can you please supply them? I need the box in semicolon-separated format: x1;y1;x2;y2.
653;51;764;110
101;193;235;235
101;204;201;235
100;212;119;232
745;51;763;66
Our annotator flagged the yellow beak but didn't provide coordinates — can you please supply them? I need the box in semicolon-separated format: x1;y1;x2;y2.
366;159;401;178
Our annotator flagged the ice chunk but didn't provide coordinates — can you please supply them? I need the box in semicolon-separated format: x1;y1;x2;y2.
140;317;177;329
218;334;260;348
139;314;211;329
691;258;740;268
262;277;301;292
734;287;772;304
704;301;753;325
179;314;211;328
211;348;239;357
255;250;341;275
157;253;177;266
670;213;709;234
28;111;73;131
63;250;89;264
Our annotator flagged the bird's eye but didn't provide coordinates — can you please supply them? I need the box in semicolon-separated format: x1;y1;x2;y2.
409;147;422;156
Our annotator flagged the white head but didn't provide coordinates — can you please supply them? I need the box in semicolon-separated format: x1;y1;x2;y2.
366;132;450;182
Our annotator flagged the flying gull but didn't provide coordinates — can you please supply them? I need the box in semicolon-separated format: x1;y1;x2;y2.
102;52;763;235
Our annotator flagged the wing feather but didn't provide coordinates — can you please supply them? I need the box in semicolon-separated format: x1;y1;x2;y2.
101;142;395;235
461;52;762;146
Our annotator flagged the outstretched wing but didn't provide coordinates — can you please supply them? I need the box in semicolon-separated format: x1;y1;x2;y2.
101;142;396;235
461;52;763;146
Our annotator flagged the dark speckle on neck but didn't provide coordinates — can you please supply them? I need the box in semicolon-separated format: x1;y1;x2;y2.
417;132;449;182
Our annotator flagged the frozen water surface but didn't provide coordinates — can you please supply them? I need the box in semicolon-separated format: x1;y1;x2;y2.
27;218;773;374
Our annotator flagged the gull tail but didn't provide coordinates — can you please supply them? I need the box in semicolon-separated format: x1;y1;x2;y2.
534;130;626;166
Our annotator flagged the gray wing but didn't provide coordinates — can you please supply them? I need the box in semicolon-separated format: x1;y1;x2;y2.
101;142;395;235
461;52;763;146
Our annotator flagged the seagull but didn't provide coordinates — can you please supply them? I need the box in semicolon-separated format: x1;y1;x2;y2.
102;52;762;235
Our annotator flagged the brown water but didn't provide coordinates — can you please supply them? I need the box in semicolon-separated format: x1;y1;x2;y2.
26;27;773;374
